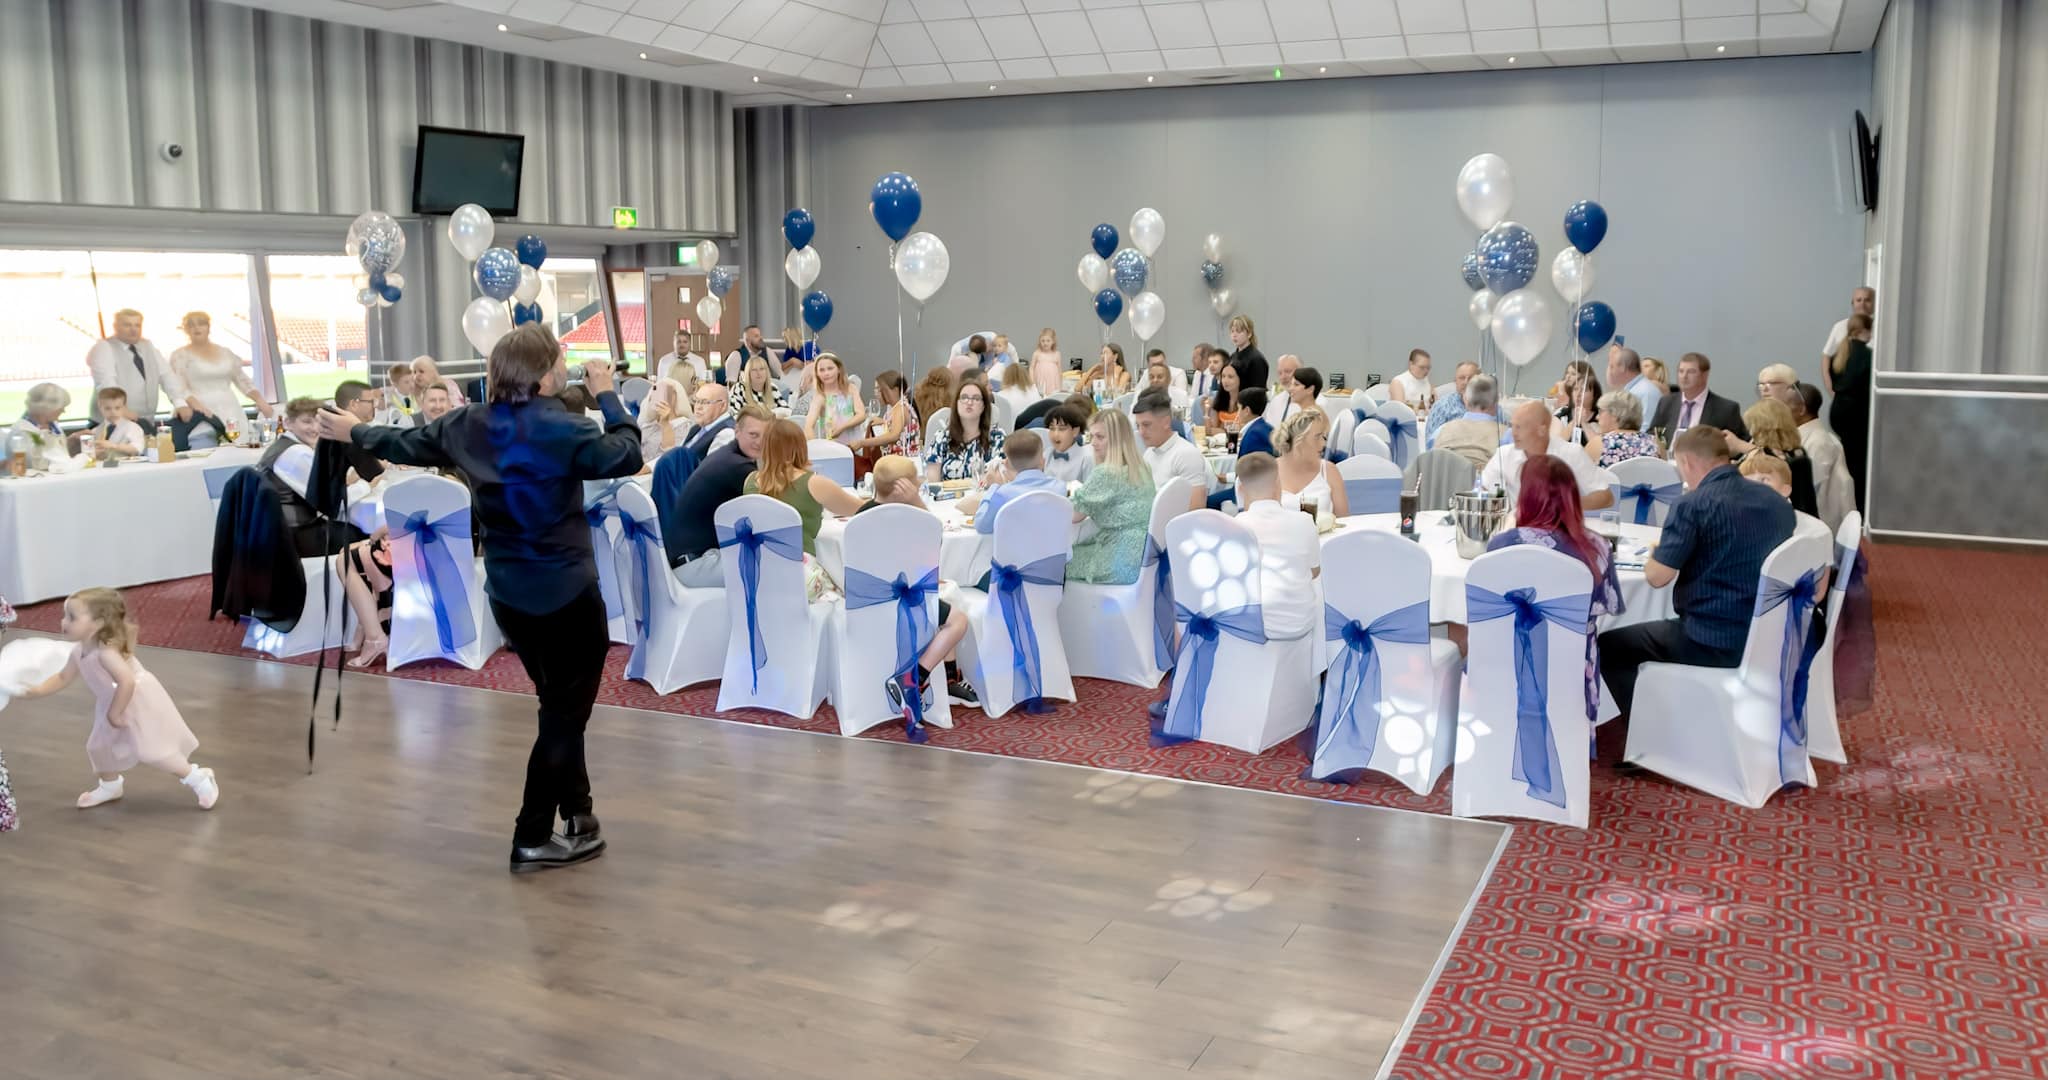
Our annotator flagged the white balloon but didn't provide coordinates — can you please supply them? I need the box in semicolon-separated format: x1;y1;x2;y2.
1455;153;1515;232
462;296;512;356
1468;288;1496;331
1078;253;1109;293
894;231;950;303
1550;248;1596;302
696;295;723;327
1201;233;1224;263
1210;287;1236;318
1129;208;1165;258
513;264;542;305
1489;288;1554;367
695;240;721;268
784;246;821;290
447;204;495;262
1128;291;1165;341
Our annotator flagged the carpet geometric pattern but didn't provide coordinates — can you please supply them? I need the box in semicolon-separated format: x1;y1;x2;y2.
11;541;2047;1079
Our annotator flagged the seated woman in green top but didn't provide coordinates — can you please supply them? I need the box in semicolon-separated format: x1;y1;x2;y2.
1067;409;1155;585
742;418;867;601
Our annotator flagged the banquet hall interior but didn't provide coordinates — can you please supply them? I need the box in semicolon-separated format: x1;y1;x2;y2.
2;0;2045;1077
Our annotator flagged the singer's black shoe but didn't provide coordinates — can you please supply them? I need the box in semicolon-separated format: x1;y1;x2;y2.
509;833;606;874
563;814;602;840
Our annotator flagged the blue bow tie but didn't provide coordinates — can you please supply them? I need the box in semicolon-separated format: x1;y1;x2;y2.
1051;450;1071;461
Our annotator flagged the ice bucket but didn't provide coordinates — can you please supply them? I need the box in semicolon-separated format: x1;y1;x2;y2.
1450;490;1510;559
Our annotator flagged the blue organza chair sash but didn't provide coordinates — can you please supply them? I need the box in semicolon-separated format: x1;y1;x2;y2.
616;510;664;642
584;491;624;620
1160;601;1266;744
1465;584;1593;810
989;552;1068;706
1611;481;1684;525
1343;476;1403;514
1308;600;1430;779
1141;536;1174;670
1379;416;1417;468
388;507;478;651
845;566;940;739
1754;566;1826;787
716;516;806;692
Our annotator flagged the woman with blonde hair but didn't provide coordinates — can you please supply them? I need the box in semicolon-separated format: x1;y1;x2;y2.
1066;409;1154;585
636;376;693;460
996;354;1041;420
1728;397;1818;517
1271;408;1348;517
1641;356;1671;392
1029;328;1064;396
728;352;785;416
168;311;274;441
803;352;867;446
743;418;867;600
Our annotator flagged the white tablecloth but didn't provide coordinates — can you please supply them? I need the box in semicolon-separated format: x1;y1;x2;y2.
0;448;263;603
813;498;1029;588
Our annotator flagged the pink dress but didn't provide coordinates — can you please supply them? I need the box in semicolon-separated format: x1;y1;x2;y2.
77;645;197;773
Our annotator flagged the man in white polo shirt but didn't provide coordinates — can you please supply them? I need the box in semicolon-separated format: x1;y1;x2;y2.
1482;401;1616;510
1133;389;1207;512
1822;286;1876;361
1232;451;1322;639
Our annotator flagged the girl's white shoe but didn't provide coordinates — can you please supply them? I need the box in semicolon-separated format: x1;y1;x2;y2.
182;766;219;810
78;776;124;809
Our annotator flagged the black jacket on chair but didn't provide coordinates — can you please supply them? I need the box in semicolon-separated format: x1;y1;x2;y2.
1649;390;1749;442
210;468;306;631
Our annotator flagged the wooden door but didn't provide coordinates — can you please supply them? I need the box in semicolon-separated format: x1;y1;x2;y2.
647;267;739;374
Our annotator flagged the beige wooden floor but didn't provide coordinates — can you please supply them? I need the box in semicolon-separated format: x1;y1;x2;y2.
0;641;1507;1080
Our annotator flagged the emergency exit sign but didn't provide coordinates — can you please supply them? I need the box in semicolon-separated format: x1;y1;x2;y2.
612;206;639;228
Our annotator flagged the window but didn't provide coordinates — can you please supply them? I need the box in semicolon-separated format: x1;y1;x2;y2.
267;255;372;405
544;257;615;367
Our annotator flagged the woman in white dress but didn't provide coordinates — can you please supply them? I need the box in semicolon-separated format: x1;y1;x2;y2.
1272;408;1348;517
168;311;273;443
1387;348;1435;411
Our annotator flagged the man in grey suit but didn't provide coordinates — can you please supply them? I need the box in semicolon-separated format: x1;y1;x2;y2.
1649;352;1748;445
84;308;176;428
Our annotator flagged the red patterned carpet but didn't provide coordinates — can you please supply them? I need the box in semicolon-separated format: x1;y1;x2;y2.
11;542;2047;1079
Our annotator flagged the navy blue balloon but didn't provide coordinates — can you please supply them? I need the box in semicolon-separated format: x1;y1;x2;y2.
869;173;921;242
368;271;388;291
1200;260;1224;287
802;290;834;333
1094;289;1123;326
1564;201;1608;254
707;265;737;299
1110;248;1149;296
1478;223;1539;294
515;235;548;269
378;282;402;304
475;247;522;301
1461;251;1485;291
782;208;815;250
1574;301;1617;354
509;303;535;325
1090;224;1118;260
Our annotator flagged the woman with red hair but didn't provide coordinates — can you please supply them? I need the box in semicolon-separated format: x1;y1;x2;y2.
1486;456;1625;709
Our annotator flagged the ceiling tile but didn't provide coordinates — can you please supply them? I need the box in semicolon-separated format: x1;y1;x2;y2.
1538;23;1606;49
859;65;905;84
1463;0;1535;31
1405;30;1472;55
946;59;1002;79
877;20;942;62
1415;52;1486;70
1684;14;1754;41
1832;0;1884;49
612;12;664;35
898;62;951;81
625;0;687;19
1145;4;1215;49
1607;0;1680;20
1681;0;1755;17
582;0;636;10
1471;27;1538;52
759;1;819;41
880;0;919;21
511;0;577;21
1685;36;1754;56
967;0;1026;14
1081;0;1140;7
1611;41;1684;59
769;49;814;73
1104;47;1165;70
821;0;888;18
1088;7;1157;49
1806;0;1844;27
912;0;970;17
1051;51;1109;72
1609;18;1681;44
792;10;862;53
559;5;623;31
1759;0;1799;11
1354;56;1422;73
1022;0;1081;9
1534;0;1603;24
693;31;744;56
1757;11;1829;43
1000;55;1057;76
1161;44;1223;67
803;57;864;80
1280;38;1342;61
731;40;777;63
980;13;1049;55
715;0;783;37
1032;10;1100;52
1202;1;1273;44
653;23;706;48
1219;41;1279;65
925;17;996;58
1264;0;1335;41
1394;0;1465;34
1339;34;1404;60
1328;0;1400;39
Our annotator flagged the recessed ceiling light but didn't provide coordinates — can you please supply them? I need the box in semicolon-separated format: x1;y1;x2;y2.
845;92;853;98
751;75;760;82
1317;66;1327;73
1145;75;1154;82
638;52;648;60
1716;44;1727;53
496;23;507;31
1507;56;1517;63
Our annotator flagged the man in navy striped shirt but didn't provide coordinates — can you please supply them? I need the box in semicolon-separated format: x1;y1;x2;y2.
1599;425;1794;714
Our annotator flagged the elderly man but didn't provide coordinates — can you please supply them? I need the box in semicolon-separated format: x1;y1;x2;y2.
1783;379;1855;530
1482;400;1615;509
1431;373;1509;472
84;308;175;428
1823;286;1876;361
1265;354;1305;424
1650;352;1747;444
1598;426;1794;715
1608;345;1663;422
1425;360;1481;447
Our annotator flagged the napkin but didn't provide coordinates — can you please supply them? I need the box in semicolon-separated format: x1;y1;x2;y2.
0;637;73;712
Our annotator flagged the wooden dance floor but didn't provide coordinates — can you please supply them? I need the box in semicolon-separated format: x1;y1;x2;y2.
0;642;1507;1079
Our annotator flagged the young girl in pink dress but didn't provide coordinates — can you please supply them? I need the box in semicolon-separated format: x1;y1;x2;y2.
12;587;219;810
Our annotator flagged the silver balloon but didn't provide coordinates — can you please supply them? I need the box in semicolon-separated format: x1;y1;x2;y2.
894;231;950;302
1110;247;1149;295
1468;288;1496;331
1550;248;1596;302
695;240;721;268
446;204;494;262
513;264;542;305
1489;288;1554;367
1129;207;1165;258
784;246;820;290
462;296;512;356
347;211;406;275
1455;153;1515;231
1078;253;1109;293
696;294;723;327
1128;291;1165;341
356;287;379;307
1210;287;1236;317
1201;233;1224;263
474;247;521;301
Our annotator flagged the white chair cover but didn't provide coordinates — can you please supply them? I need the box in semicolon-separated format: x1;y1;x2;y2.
1316;390;1359;417
922;407;952;455
1406;449;1478;511
1057;477;1193;689
1803;511;1863;764
1114;391;1138;415
1310;530;1462;794
808;440;855;487
826;504;954;737
956;491;1077;715
1157;510;1318;754
1372;400;1421;470
1327;408;1359;459
584;480;634;645
1335;454;1404;515
243;555;352;658
1351;429;1391;462
1453;546;1597;828
990;394;1017;434
1608;456;1683;527
1624;532;1832;808
1361;384;1390;404
619;377;652;410
381;473;502;671
713;495;835;719
615;483;727;694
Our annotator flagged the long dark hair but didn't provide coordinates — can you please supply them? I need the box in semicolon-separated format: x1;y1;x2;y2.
946;378;995;452
1516;457;1603;578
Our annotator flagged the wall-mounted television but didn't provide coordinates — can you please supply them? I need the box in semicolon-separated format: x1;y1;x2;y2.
1854;110;1880;214
411;125;525;217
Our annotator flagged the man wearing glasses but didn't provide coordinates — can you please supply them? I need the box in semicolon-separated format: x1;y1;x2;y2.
681;383;737;458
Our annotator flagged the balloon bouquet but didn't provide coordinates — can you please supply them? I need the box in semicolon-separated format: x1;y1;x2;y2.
779;208;827;363
1079;211;1167;358
1455;154;1550;393
870;172;951;375
1559;202;1616;361
1199;232;1232;334
345;211;408;309
445;202;550;357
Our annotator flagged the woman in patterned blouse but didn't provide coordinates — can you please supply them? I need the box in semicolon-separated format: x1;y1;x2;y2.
1589;390;1662;467
922;378;1006;482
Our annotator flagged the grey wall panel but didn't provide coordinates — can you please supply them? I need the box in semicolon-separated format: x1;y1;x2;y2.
586;70;623;224
262;12;321;214
64;0;138;208
547;66;589;224
1869;379;2048;542
316;22;373;213
368;26;419;213
197;0;261;211
0;2;62;203
620;80;658;225
136;0;204;209
508;54;553;224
